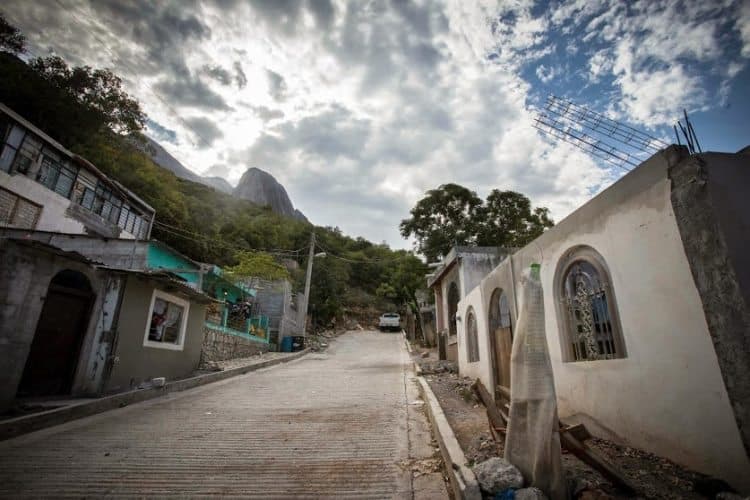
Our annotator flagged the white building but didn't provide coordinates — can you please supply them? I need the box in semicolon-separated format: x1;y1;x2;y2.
0;103;154;239
449;145;750;492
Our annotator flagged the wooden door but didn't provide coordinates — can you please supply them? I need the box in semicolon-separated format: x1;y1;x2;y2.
18;282;92;397
493;326;513;389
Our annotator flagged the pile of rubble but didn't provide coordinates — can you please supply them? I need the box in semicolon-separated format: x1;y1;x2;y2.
417;359;458;375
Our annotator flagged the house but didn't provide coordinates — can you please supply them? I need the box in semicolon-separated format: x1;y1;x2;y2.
0;235;212;410
0;103;219;410
252;278;305;347
427;247;508;361
454;145;750;491
0;103;155;239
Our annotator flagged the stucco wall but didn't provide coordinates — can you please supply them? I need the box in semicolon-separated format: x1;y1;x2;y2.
105;276;206;393
0;170;142;239
0;170;85;234
457;286;493;386
670;151;750;463
0;240;114;410
461;148;749;491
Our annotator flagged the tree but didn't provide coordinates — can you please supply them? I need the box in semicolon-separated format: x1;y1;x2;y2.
477;190;554;247
30;56;145;136
0;14;25;54
399;183;483;262
401;184;554;259
225;251;290;282
377;253;429;341
307;256;349;328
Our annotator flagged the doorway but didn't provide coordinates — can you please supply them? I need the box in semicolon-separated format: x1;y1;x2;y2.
488;288;513;391
447;282;460;337
17;270;94;397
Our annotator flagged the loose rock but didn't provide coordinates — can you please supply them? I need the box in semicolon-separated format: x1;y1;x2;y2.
515;487;548;500
472;457;524;494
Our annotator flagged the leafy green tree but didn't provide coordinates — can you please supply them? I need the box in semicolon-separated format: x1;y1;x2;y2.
29;56;145;136
476;190;554;247
399;183;483;262
0;14;25;54
377;253;428;340
307;256;350;328
401;184;554;260
225;251;290;281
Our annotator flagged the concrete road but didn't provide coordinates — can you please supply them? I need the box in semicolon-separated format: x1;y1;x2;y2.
0;331;447;499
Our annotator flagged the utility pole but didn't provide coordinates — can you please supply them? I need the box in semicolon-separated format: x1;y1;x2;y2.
301;231;315;337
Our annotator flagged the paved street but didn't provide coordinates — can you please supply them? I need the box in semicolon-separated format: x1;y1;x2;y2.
0;331;446;499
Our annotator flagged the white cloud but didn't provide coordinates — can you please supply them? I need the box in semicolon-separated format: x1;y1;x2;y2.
3;0;746;249
738;1;750;58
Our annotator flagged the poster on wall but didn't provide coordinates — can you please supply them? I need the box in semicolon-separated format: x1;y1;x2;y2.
148;297;184;343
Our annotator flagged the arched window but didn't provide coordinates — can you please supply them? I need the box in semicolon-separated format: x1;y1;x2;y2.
555;246;626;362
466;307;480;362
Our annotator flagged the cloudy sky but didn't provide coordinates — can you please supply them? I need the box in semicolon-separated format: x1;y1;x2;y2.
4;0;750;248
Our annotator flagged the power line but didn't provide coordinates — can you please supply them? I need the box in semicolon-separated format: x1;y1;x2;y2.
151;220;305;257
313;238;407;264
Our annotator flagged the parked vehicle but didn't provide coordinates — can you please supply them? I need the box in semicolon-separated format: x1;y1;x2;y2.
378;312;401;332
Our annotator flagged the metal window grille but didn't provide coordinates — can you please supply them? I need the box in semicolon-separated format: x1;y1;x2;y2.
562;261;618;361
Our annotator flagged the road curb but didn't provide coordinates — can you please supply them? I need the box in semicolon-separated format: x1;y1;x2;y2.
0;348;311;441
416;376;482;500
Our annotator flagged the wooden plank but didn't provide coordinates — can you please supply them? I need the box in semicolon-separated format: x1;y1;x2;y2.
496;384;511;401
561;423;592;442
473;379;507;429
487;412;502;441
559;431;638;495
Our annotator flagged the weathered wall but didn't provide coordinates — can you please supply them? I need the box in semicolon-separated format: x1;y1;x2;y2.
438;264;460;359
458;250;507;297
0;170;137;239
199;327;270;366
0;170;85;234
669;152;750;460
0;231;151;270
72;273;125;397
0;239;112;410
47;235;149;269
463;147;749;491
105;276;206;393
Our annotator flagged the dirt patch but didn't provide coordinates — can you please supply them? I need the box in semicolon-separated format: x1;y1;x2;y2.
425;371;728;499
425;372;501;466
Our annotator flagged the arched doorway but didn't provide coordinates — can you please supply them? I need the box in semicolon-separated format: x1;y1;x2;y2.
447;282;460;337
17;270;94;397
488;288;513;390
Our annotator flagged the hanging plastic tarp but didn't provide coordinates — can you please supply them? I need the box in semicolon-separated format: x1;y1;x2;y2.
505;264;566;500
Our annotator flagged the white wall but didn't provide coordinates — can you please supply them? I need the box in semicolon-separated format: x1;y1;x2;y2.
1;170;86;234
464;151;750;492
0;171;141;239
457;286;494;387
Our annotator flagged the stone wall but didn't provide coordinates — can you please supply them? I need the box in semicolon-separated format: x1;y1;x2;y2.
199;326;269;367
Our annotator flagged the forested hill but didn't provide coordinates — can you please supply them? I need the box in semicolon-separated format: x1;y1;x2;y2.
0;46;427;328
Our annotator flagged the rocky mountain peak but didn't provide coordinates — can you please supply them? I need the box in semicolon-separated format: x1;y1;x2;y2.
233;167;299;219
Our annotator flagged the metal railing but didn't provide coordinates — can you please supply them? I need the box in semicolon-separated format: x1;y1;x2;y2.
205;302;269;343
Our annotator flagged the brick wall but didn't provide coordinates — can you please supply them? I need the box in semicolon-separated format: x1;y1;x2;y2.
199;326;269;367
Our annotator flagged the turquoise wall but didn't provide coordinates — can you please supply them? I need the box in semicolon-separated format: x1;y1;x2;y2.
146;243;200;284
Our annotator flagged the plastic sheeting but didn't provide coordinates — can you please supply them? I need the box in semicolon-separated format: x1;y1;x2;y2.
505;264;566;500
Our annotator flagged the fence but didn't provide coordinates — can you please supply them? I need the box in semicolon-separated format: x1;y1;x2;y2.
205;301;270;343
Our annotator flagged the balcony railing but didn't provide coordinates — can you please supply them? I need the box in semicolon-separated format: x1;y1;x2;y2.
205;302;269;343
